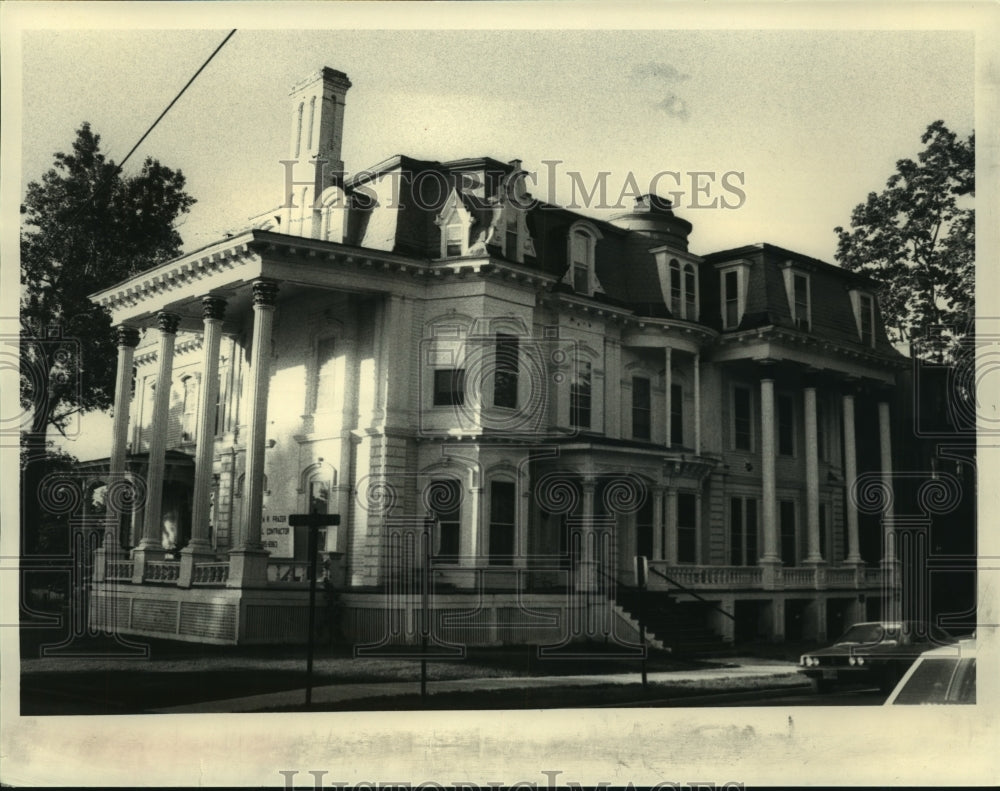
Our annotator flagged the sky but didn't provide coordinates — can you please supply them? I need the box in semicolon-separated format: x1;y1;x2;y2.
17;27;974;263
3;9;982;462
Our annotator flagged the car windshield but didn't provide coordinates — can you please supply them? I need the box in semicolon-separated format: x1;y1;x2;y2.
891;657;976;705
835;624;886;644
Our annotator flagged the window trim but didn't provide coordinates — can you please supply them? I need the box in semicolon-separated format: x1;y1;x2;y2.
434;190;474;258
781;263;812;331
849;288;877;348
564;222;603;296
714;259;752;330
427;477;462;563
570;358;593;429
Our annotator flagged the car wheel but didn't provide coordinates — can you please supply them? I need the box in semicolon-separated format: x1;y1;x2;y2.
811;678;834;694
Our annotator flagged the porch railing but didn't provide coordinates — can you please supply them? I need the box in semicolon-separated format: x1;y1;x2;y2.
646;562;883;591
106;560;134;581
144;561;180;583
192;562;230;586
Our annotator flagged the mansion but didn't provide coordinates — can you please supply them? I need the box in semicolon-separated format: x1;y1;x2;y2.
84;67;909;648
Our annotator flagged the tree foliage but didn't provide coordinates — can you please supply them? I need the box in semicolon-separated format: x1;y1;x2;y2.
20;123;196;440
834;120;974;360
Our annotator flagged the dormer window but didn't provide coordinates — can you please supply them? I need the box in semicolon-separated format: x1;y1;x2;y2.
564;223;602;296
435;189;473;258
781;263;812;331
715;259;752;330
667;259;699;320
849;288;877;348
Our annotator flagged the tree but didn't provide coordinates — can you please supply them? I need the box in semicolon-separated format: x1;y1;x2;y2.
20;123;195;540
834;120;974;361
20;123;196;441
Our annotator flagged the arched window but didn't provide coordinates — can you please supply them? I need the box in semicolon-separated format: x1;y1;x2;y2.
565;223;602;296
488;478;516;565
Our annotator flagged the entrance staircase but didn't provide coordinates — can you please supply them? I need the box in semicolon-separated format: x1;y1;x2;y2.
614;585;733;657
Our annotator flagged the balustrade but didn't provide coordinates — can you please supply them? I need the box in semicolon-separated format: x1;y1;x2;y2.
192;562;230;586
144;561;181;583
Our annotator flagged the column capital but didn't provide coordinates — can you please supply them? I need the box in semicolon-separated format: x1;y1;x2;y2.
156;312;181;334
116;325;141;348
251;279;280;308
202;295;228;321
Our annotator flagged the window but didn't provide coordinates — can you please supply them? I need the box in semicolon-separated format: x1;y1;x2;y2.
181;376;198;442
632;377;651;440
436;192;473;258
570;229;593;293
505;213;519;261
493;334;519;409
670;260;682;315
777;393;794;456
684;263;697;319
433;368;466;406
636;493;654;560
566;224;602;295
570;359;592;429
444;223;464;257
730;496;758;566
677;492;697;563
671;383;683;446
309;477;332;550
793;273;810;330
860;293;874;347
733;386;752;451
782;264;812;331
668;260;699;320
724;269;740;329
780;499;797;566
429;478;461;562
315;336;337;412
489;480;516;564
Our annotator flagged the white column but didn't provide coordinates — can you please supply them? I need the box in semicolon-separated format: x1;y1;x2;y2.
461;484;482;569
135;312;180;555
230;280;278;588
664;346;672;447
842;392;862;563
694;352;701;454
104;326;140;553
187;297;226;555
878;398;895;562
760;374;779;563
804;385;822;563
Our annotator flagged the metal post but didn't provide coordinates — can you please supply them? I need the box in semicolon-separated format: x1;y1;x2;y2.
636;554;648;689
306;523;318;707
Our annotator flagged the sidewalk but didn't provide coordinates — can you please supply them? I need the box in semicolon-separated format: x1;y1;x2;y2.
153;656;806;713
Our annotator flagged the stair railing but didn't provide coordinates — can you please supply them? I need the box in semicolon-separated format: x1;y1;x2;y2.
648;565;735;622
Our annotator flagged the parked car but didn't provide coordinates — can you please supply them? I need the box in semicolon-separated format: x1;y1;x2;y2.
884;638;976;705
799;621;956;693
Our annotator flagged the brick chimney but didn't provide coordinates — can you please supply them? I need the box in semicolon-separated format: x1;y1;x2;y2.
284;67;352;237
